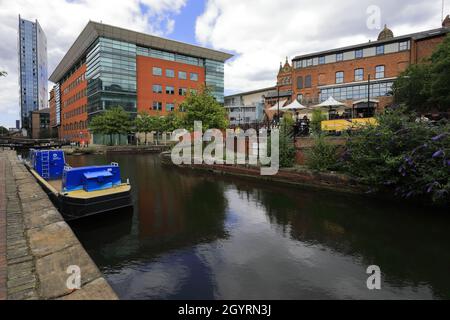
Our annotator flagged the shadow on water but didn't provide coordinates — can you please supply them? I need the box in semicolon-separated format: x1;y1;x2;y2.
68;154;450;300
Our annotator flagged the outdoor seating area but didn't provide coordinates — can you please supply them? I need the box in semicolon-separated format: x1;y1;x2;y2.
266;95;378;136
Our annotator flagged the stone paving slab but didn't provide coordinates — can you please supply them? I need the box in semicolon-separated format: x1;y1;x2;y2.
59;278;118;300
36;244;104;299
28;221;79;258
1;150;117;300
0;152;7;300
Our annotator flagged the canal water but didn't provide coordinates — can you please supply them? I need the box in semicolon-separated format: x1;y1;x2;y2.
68;154;450;300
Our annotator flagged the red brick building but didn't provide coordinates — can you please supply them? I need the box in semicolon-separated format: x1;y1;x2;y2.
136;56;206;115
59;63;88;143
266;18;450;117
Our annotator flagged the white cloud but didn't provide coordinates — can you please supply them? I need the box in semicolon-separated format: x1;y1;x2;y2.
0;0;186;127
195;0;444;95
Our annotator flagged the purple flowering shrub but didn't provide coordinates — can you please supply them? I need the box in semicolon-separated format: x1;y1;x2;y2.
341;108;449;205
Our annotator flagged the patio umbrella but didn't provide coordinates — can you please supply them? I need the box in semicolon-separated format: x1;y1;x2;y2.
281;99;308;111
268;99;287;111
312;96;346;110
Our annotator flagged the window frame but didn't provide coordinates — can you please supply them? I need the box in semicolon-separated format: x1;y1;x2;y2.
178;71;187;80
375;65;385;79
152;84;162;94
166;86;175;95
355;49;363;59
166;69;175;78
376;45;384;55
152;67;162;76
335;71;344;84
190;72;198;81
354;68;364;82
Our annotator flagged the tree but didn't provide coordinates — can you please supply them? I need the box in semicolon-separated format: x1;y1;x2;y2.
392;64;432;112
135;111;153;145
429;34;450;110
0;71;7;77
393;34;450;112
179;86;228;131
89;106;132;145
311;109;327;135
0;126;8;135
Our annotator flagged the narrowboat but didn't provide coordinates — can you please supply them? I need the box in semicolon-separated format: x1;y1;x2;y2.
24;149;132;221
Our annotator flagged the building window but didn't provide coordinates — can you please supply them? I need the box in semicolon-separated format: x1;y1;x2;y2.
305;75;312;88
166;86;175;95
355;49;363;59
179;88;187;96
354;69;364;82
152;67;162;76
376;45;384;55
166;103;175;112
336;53;343;61
399;41;409;51
336;71;344;84
152;102;162;111
190;73;198;81
318;56;325;65
297;94;303;102
306;59;313;67
375;65;385;79
152;85;162;93
166;69;175;78
297;76;303;89
178;71;187;80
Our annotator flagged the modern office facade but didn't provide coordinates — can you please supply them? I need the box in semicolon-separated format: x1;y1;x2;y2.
266;17;450;117
30;108;50;139
224;87;275;127
18;16;48;133
49;21;232;143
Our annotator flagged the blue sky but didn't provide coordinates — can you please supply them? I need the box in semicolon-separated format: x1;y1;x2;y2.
168;0;205;45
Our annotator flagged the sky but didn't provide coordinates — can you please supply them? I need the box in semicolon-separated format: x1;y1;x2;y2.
0;0;448;128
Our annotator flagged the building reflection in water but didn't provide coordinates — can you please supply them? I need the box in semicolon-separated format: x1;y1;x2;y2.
69;155;450;300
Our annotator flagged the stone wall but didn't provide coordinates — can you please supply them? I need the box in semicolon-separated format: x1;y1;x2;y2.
0;150;117;300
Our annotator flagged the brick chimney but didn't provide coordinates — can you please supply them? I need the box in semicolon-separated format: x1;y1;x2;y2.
443;15;450;28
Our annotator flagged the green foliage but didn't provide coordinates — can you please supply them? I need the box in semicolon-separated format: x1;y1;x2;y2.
429;34;450;109
135;111;154;144
0;126;8;135
393;34;450;112
89;106;132;145
311;109;327;135
179;86;228;131
306;136;340;172
392;64;432;112
278;122;296;168
161;111;184;132
341;107;449;205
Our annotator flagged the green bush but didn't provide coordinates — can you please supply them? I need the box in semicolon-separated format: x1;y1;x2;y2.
306;136;339;171
341;107;449;205
311;109;327;135
279;123;296;168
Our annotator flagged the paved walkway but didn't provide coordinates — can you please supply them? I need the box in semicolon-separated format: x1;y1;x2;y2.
0;150;117;300
0;153;6;299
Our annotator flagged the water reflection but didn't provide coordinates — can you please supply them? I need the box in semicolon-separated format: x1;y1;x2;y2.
69;154;450;300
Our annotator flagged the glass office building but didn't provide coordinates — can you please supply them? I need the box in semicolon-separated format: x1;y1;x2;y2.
86;37;137;118
49;21;232;143
18;16;48;131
